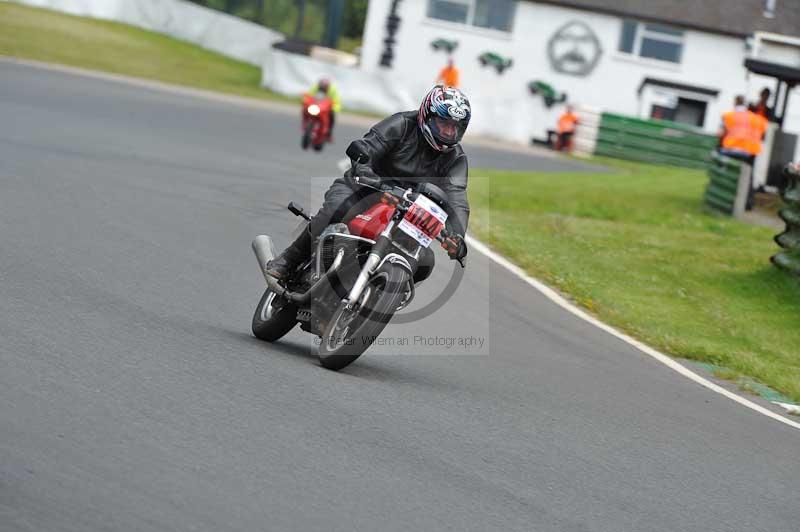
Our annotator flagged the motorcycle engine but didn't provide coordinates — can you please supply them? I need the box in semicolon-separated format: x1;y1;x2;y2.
319;223;358;273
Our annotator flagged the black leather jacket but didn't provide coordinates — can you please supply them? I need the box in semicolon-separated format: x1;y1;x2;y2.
346;111;470;234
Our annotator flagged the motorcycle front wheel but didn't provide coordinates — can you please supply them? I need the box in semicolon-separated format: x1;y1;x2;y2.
252;288;298;342
318;263;409;370
301;123;313;150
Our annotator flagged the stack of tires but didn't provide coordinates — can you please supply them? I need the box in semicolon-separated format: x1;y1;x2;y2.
772;165;800;275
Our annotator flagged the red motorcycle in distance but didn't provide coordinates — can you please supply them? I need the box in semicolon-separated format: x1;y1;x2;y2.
301;92;333;151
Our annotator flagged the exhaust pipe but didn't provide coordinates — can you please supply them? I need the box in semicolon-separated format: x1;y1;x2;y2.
252;235;277;283
253;235;293;300
253;234;346;305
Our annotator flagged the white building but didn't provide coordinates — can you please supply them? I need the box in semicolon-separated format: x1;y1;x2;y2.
360;0;800;145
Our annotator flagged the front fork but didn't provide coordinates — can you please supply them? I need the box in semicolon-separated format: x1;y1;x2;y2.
345;253;382;310
344;222;398;309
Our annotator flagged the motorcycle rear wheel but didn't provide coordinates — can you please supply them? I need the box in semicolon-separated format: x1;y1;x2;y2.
318;263;409;370
252;288;298;342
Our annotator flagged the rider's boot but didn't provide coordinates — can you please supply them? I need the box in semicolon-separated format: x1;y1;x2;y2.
265;226;313;280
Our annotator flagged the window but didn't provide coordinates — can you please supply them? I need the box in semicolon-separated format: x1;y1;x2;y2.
428;0;469;24
619;20;684;64
427;0;517;32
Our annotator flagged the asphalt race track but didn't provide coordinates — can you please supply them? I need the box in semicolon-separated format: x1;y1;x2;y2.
1;62;798;532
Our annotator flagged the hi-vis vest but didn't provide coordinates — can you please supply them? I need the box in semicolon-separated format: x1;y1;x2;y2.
557;112;579;134
722;109;768;156
438;66;460;88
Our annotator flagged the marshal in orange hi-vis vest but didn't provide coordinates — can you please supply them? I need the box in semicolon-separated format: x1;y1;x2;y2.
557;112;579;134
437;66;460;88
722;110;768;156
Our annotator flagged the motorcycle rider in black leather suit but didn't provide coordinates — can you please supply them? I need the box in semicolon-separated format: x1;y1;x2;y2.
266;85;471;281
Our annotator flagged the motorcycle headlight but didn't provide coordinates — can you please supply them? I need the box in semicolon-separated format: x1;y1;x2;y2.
308;104;321;116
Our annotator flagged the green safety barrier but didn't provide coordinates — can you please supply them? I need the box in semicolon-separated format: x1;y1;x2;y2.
703;152;744;215
772;166;800;275
595;113;719;169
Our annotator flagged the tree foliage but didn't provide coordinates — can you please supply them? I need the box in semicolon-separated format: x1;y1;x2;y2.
342;0;368;38
185;0;367;45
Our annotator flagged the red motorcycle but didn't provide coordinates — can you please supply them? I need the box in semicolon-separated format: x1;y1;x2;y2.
301;92;333;151
251;171;466;371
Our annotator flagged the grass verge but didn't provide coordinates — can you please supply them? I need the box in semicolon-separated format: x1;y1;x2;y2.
0;2;297;104
469;157;800;403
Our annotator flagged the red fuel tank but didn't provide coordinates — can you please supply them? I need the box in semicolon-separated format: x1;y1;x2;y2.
347;203;395;240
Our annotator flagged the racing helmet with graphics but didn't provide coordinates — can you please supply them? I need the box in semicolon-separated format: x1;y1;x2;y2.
418;85;471;152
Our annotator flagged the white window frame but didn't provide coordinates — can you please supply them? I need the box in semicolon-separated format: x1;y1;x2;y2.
426;0;515;33
621;21;685;64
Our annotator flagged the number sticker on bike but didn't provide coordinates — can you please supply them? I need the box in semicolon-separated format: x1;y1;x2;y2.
398;195;447;247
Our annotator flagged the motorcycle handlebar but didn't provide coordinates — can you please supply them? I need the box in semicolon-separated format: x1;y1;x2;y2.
361;182;465;242
348;167;466;264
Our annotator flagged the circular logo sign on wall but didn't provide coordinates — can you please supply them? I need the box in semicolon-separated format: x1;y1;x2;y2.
547;21;603;77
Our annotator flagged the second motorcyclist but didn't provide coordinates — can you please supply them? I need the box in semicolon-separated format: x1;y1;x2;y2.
268;85;471;281
308;78;341;141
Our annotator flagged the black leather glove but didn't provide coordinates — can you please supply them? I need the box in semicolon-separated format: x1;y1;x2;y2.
442;233;467;263
348;161;381;188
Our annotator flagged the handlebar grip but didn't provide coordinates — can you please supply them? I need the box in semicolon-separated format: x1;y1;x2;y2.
355;174;381;188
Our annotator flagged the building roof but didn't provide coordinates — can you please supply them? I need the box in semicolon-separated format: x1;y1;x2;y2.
637;77;720;97
533;0;800;38
745;58;800;84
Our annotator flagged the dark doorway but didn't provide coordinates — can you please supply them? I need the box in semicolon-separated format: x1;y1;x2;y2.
673;98;707;127
650;97;707;127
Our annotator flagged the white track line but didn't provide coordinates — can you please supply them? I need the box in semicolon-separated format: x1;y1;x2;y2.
6;55;797;430
466;236;800;431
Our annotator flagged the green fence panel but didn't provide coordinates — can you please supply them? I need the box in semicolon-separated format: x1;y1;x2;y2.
596;133;712;161
600;114;718;145
595;113;718;169
595;142;710;169
703;152;743;215
708;175;738;196
773;166;800;276
705;186;736;206
597;124;717;152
